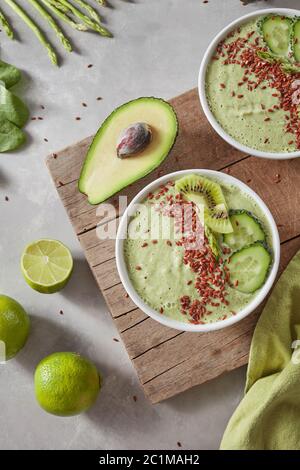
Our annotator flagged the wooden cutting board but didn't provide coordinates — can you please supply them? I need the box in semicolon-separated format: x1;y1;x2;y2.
46;88;300;404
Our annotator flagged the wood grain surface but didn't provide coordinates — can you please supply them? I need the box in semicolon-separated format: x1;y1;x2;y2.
46;88;300;403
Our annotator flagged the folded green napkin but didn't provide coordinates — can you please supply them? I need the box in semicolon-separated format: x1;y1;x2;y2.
220;249;300;450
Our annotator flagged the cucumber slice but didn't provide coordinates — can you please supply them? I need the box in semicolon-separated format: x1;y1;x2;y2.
292;19;300;62
223;210;265;252
228;242;271;294
261;15;292;57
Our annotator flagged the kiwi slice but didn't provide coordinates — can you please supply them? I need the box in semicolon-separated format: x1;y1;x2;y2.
205;225;220;258
175;174;233;234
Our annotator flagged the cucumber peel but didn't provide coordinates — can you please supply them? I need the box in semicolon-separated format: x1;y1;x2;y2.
227;241;272;294
292;19;300;62
224;209;266;252
260;15;292;57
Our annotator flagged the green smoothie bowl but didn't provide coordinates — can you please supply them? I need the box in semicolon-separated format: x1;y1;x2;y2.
115;170;280;332
199;8;300;160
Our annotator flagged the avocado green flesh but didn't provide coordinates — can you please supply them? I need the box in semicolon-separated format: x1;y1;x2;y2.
124;178;273;324
79;98;178;205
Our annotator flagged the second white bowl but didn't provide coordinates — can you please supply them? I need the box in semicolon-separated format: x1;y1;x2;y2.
198;8;300;160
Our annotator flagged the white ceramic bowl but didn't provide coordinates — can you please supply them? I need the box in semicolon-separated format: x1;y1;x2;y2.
115;169;280;332
198;8;300;160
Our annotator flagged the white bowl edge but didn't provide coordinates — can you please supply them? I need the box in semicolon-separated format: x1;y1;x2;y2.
198;8;300;160
115;169;280;333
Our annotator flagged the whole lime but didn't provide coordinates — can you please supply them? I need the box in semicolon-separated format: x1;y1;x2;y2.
34;352;101;416
0;295;30;360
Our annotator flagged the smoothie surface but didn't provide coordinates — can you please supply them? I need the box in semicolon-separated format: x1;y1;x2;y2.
206;17;300;153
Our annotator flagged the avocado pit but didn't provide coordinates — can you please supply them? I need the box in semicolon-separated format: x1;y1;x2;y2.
117;122;152;158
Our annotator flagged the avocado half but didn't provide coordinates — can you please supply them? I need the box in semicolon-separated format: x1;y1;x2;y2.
78;97;178;205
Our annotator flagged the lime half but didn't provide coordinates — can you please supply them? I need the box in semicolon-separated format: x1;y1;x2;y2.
21;239;73;294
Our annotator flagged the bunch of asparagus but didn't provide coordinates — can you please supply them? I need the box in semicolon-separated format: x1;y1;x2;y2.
0;0;112;65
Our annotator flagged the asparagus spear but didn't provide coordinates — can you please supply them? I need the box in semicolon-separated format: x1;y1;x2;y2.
4;0;58;64
0;8;14;39
48;0;70;14
28;0;72;52
41;0;88;31
72;0;101;24
57;0;112;37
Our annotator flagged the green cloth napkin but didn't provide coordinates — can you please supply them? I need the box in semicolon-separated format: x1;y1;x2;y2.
220;249;300;450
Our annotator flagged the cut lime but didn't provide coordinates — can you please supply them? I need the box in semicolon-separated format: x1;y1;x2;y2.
21;239;73;294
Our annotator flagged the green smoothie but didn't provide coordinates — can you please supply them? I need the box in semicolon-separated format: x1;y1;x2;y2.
124;175;273;325
206;16;300;153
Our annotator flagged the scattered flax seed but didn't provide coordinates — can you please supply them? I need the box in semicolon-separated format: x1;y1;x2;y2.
133;395;137;402
113;338;119;342
53;153;57;159
234;280;239;287
96;97;102;101
159;307;164;314
40;105;45;110
274;173;281;183
264;138;269;144
264;117;271;122
44;138;48;142
288;140;294;145
38;117;43;120
237;94;244;99
31;117;37;121
261;104;266;110
135;265;142;271
141;242;148;248
152;239;158;244
166;240;172;247
59;310;64;315
177;442;182;448
220;83;226;89
187;280;193;286
76;117;81;121
231;91;236;97
4;196;9;201
125;293;129;298
87;64;93;68
82;102;87;107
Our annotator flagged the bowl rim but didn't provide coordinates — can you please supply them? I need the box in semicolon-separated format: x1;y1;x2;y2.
115;169;280;333
198;7;300;160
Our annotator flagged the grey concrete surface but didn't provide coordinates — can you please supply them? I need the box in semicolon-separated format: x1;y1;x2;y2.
0;0;298;451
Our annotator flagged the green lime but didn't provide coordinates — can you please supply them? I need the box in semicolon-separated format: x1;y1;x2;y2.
34;352;101;416
21;239;73;294
0;295;30;360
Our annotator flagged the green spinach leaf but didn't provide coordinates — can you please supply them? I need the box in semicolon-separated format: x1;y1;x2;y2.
0;80;29;128
0;60;21;88
0;119;26;152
